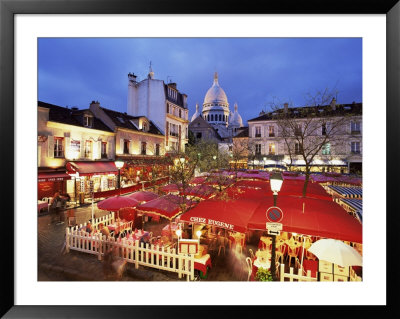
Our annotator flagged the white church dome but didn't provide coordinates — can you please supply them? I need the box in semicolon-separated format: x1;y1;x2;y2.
229;103;243;127
203;72;228;105
191;103;201;122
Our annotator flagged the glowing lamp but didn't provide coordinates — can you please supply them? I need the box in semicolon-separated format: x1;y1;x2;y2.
114;161;124;169
176;229;182;238
270;172;283;195
196;230;202;238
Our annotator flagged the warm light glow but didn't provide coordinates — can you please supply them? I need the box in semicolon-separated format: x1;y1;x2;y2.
114;160;124;169
270;172;283;193
263;157;267;161
179;157;185;163
196;230;202;238
213;155;217;160
176;229;182;237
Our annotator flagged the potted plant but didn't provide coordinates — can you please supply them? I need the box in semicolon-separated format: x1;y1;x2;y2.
255;267;273;281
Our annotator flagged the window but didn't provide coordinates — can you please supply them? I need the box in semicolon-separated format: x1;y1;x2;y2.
70;140;80;158
101;142;107;158
85;140;92;158
351;142;360;154
268;143;275;155
255;144;261;155
322;143;331;155
229;145;233;151
211;114;214;121
155;144;160;156
219;114;222;121
54;137;64;158
269;126;275;137
207;114;210;121
179;109;182;118
351;122;361;134
141;142;147;155
166;104;170;113
294;124;302;136
117;117;125;123
196;132;202;139
295;143;302;155
142;122;148;132
123;139;130;154
322;123;327;136
255;126;261;137
84;115;93;127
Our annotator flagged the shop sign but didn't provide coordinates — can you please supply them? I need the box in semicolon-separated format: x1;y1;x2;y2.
189;216;234;230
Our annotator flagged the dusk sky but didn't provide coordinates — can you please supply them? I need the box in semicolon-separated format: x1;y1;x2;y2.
38;38;362;125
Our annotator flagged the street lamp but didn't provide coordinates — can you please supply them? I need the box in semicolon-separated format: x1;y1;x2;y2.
269;171;283;281
114;160;124;191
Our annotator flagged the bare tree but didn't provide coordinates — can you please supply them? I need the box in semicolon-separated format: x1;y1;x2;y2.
269;89;353;197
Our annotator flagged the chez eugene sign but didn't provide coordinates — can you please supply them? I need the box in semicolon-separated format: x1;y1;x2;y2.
265;206;283;236
189;217;235;231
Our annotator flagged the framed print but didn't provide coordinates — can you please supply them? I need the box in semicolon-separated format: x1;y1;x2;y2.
1;0;399;317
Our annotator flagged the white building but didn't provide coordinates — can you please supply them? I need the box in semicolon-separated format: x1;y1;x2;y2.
127;66;189;153
247;100;362;174
189;72;244;143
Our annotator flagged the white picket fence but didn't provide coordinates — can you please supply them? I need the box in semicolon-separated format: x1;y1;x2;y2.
69;212;115;232
279;264;318;282
65;227;195;281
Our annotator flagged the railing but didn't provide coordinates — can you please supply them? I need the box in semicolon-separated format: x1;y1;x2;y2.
69;212;115;232
65;228;195;281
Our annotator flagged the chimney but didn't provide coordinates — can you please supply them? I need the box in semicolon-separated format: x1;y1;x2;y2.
330;97;336;110
284;103;289;113
71;107;78;111
90;100;100;109
259;110;266;116
128;72;137;84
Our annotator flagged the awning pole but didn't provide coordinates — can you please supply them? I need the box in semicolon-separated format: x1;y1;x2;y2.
300;235;306;273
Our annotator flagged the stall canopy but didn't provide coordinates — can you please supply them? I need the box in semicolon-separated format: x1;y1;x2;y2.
328;186;362;198
180;199;260;233
311;174;362;186
268;180;332;201
161;183;182;193
136;194;194;220
233;180;270;190
66;161;118;176
180;184;215;199
247;195;362;243
126;191;159;203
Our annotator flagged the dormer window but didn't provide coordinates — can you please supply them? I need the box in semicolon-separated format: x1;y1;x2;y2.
84;115;93;127
142;122;148;132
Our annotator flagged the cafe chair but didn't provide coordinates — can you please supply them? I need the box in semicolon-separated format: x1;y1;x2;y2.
245;257;253;281
287;244;299;266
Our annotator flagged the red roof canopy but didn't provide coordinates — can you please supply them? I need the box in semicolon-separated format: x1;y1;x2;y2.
247;195;362;243
136;194;193;220
97;195;139;211
66;161;118;176
126;191;159;203
270;180;332;201
180;199;260;233
180;184;215;199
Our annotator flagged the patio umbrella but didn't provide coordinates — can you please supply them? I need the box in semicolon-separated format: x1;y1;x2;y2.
97;195;139;219
307;238;363;267
126;191;159;203
161;183;182;194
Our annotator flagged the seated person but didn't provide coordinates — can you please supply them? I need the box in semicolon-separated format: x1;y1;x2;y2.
139;233;151;247
86;222;93;234
99;223;110;237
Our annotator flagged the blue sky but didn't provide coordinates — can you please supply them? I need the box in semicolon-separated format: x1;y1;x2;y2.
38;38;362;125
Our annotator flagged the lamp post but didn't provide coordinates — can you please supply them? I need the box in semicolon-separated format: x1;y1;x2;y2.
269;171;283;281
114;160;124;193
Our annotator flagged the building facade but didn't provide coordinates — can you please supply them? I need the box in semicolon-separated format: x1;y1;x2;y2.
246;100;362;174
126;67;189;153
38;101;116;200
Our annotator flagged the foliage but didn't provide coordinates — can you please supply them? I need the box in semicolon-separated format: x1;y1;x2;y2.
255;267;273;282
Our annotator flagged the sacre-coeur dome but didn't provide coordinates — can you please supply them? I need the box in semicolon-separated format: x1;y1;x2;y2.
203;72;228;105
229;103;244;127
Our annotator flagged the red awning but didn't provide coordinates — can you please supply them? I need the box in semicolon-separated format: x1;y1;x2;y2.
180;199;261;233
38;172;71;182
66;161;118;176
247;195;362;243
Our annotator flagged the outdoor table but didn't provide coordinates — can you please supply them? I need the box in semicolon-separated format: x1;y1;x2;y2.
107;220;129;234
194;253;212;278
126;230;149;242
38;200;49;213
250;257;271;281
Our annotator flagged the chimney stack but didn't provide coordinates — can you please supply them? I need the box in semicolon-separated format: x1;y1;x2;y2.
284;102;289;113
128;72;137;84
330;97;336;110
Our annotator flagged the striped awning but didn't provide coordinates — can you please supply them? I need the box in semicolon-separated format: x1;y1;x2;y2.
328;185;362;198
340;198;363;223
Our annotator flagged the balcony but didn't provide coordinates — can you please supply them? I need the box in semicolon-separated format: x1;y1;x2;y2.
269;133;275;137
351;130;361;135
255;133;261;138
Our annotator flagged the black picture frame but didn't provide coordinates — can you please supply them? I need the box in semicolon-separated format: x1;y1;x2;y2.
1;0;398;317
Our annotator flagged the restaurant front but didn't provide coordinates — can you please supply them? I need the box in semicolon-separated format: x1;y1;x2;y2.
38;168;71;200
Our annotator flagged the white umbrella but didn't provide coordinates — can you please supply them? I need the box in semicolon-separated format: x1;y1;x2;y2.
308;239;362;267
